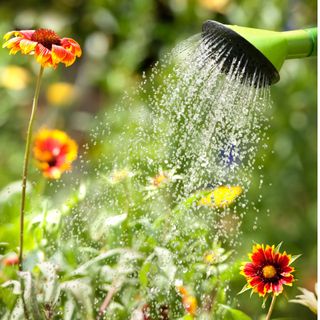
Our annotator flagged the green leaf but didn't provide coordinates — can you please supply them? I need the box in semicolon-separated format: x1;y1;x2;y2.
61;278;94;320
38;262;60;306
290;254;302;264
0;181;32;204
219;304;252;320
176;190;212;212
19;271;43;320
139;260;152;287
70;248;126;276
154;247;177;281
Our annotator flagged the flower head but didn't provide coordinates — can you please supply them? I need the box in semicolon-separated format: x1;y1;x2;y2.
147;168;182;191
2;253;19;267
46;82;77;106
3;29;81;68
176;283;197;316
198;185;243;208
108;168;134;184
240;244;296;297
0;65;30;90
33;128;78;179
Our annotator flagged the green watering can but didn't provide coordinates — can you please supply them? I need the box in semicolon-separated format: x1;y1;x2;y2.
202;20;317;86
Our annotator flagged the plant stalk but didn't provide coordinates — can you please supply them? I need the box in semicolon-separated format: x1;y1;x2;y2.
19;65;44;271
266;294;277;320
97;283;118;319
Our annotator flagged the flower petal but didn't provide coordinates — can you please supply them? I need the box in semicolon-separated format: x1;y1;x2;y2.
51;44;68;64
2;37;21;49
19;39;37;54
61;38;82;57
35;44;52;66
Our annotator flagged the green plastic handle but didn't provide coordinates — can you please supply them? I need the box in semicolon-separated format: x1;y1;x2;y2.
305;27;317;56
284;27;317;59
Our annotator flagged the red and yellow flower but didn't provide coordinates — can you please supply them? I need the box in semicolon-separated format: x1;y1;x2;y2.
3;29;81;68
177;285;197;316
2;253;19;267
33;128;78;179
240;244;296;297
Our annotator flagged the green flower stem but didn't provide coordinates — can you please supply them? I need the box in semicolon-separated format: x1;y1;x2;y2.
266;294;277;320
19;65;44;272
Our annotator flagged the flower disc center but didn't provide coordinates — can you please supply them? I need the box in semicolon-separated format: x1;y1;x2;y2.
31;29;61;49
262;265;277;278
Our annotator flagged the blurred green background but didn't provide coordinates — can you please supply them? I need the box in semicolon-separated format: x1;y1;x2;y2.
0;0;316;319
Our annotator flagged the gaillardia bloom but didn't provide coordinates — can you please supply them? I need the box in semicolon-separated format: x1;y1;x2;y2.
177;285;197;316
33;129;78;179
3;29;81;68
240;244;296;297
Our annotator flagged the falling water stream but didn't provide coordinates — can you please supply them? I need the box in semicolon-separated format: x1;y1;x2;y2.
53;30;273;318
73;32;272;243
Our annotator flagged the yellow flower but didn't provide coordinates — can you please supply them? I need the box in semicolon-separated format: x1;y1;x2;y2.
0;65;30;90
108;168;134;184
198;185;243;208
46;82;77;106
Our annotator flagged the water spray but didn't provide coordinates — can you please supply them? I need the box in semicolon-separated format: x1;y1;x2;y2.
202;20;317;86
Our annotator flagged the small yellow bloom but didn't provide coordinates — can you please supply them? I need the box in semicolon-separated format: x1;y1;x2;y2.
108;168;134;184
46;82;77;106
198;185;243;208
0;65;30;90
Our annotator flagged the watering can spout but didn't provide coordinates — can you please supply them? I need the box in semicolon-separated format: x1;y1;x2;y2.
228;25;317;71
202;20;317;86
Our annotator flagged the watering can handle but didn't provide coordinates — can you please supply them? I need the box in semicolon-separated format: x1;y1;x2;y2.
284;27;317;59
304;28;317;56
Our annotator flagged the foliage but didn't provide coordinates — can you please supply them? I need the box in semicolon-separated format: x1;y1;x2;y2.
0;0;316;319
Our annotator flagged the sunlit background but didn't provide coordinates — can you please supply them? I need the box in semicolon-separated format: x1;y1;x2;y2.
0;0;316;318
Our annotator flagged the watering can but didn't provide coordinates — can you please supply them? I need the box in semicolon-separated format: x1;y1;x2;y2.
202;20;317;85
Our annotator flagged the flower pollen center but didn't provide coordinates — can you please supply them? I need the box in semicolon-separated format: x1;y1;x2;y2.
31;29;61;49
262;265;277;279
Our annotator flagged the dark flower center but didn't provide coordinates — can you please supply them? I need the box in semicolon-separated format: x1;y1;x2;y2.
31;29;61;49
48;158;57;167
